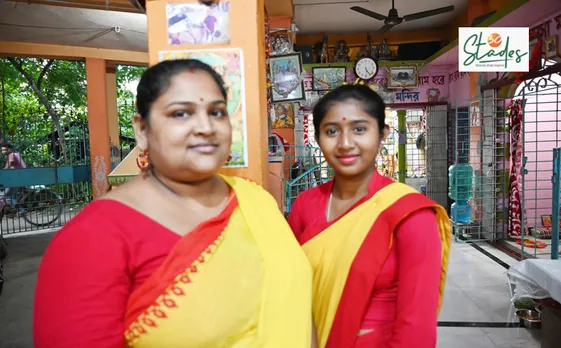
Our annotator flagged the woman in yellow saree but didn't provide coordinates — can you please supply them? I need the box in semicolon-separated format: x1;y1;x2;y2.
288;85;451;348
34;59;313;348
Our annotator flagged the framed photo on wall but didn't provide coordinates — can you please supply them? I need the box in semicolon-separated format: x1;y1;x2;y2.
269;53;306;103
387;66;418;89
546;36;559;59
312;67;346;91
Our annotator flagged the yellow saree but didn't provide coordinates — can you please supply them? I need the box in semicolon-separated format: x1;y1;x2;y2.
302;182;451;348
124;176;312;347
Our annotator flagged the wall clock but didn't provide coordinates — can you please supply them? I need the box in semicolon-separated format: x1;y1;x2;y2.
354;57;379;82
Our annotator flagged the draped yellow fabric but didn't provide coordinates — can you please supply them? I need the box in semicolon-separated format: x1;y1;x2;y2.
302;183;451;348
127;176;313;348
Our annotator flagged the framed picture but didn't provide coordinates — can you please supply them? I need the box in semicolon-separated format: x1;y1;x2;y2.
529;38;543;70
270;30;293;56
166;1;231;45
387;66;418;89
269;53;305;103
272;103;295;128
312;67;346;91
546;36;559;59
541;215;552;227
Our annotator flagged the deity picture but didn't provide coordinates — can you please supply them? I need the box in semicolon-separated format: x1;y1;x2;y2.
166;1;231;45
312;67;346;91
159;48;248;168
545;36;559;59
272;103;295;129
269;53;305;103
270;30;293;56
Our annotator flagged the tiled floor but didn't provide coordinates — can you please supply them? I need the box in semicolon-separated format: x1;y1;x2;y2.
0;234;542;347
438;242;541;348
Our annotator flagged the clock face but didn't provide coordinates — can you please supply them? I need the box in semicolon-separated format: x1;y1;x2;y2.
355;58;378;81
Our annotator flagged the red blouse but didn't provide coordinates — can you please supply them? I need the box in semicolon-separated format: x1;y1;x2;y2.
34;200;181;348
288;172;442;348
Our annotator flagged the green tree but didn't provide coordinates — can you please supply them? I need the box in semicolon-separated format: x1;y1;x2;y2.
0;58;145;165
4;58;87;162
116;64;145;137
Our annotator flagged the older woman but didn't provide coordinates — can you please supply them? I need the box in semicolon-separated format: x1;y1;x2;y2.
34;59;313;348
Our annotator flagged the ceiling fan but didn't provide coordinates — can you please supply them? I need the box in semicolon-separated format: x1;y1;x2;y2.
351;0;455;34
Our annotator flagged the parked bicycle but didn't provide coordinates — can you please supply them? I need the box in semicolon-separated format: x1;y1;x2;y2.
0;185;63;227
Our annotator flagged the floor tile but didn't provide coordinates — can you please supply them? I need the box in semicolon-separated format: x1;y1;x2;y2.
439;287;493;322
447;260;509;288
462;285;518;322
437;327;497;348
482;328;541;348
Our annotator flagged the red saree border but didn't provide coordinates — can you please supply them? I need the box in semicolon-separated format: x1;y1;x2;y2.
124;193;238;335
326;192;440;348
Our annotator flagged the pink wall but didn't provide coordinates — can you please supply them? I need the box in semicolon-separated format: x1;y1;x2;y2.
302;66;454;104
447;71;471;107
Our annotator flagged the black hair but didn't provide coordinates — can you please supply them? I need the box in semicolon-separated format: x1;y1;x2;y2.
1;143;13;150
136;59;228;120
312;84;386;140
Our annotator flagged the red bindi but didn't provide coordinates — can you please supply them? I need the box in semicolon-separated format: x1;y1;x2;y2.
200;97;204;102
342;117;347;121
188;68;195;73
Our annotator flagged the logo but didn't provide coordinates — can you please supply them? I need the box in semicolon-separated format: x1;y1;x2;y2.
458;27;529;72
487;33;502;48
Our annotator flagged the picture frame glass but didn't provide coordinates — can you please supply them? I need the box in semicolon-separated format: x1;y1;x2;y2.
270;54;305;103
387;67;418;89
312;68;346;91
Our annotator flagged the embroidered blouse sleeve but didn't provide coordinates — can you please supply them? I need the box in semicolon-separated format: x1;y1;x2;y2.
34;217;131;348
389;208;442;348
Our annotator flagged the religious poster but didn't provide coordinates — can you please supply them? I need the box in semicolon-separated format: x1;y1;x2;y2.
272;103;295;129
159;48;248;168
166;1;231;45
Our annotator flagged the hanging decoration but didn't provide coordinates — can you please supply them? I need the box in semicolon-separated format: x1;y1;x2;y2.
508;99;528;237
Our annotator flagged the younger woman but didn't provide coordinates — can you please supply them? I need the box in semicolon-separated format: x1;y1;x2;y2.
288;85;451;348
34;59;313;348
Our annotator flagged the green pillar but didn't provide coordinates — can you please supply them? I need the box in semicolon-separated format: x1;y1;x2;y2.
397;110;407;183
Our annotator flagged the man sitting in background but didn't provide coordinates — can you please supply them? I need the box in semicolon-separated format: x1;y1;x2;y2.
2;143;26;208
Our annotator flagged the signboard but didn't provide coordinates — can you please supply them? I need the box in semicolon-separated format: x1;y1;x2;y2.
458;27;529;72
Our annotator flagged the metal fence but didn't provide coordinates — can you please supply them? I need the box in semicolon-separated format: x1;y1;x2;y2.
515;73;561;259
550;147;561;260
0;103;136;235
451;93;509;242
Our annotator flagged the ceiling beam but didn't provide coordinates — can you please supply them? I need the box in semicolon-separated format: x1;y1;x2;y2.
0;41;148;66
6;0;142;13
265;0;293;18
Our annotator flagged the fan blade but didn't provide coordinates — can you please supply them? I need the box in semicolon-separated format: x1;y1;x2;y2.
403;5;455;22
350;6;387;21
377;24;395;34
